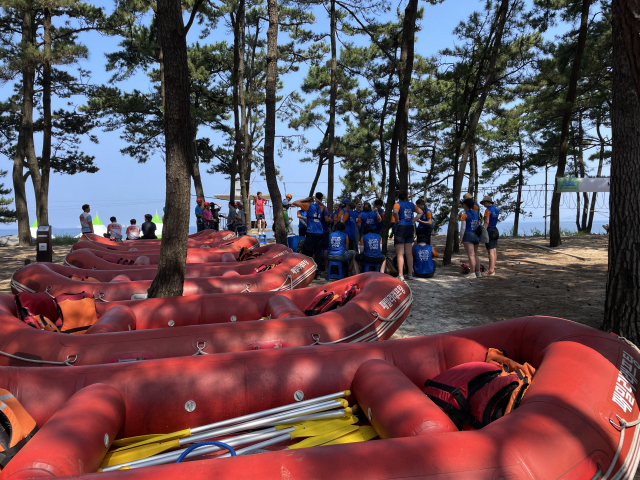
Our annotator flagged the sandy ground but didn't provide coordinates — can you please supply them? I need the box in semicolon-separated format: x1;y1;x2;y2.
1;235;608;334
306;234;609;337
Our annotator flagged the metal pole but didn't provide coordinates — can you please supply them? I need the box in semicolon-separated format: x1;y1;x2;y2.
544;164;548;239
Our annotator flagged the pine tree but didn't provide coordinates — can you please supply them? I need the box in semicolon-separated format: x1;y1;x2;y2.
0;169;15;223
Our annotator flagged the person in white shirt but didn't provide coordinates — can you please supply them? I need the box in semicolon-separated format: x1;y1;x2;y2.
107;216;124;241
79;204;93;234
126;219;140;240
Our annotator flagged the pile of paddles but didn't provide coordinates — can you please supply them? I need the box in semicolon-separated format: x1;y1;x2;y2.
1;230;639;479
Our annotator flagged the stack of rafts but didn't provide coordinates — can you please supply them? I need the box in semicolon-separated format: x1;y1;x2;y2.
0;231;639;478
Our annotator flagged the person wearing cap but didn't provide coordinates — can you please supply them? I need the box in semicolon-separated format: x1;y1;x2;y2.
283;194;294;235
253;192;267;238
481;195;499;275
195;199;204;232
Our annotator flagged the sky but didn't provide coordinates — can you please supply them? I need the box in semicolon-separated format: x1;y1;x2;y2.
0;0;610;233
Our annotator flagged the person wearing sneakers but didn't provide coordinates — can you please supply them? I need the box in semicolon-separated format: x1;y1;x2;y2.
253;192;267;239
460;197;481;278
393;191;423;281
195;199;204;232
481;195;500;275
413;233;438;278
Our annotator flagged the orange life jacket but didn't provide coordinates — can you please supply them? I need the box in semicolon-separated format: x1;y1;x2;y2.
57;297;99;335
0;389;38;468
237;247;261;262
485;348;535;414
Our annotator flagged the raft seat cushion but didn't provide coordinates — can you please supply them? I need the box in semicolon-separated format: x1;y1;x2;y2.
0;384;125;479
221;252;237;262
86;305;136;334
265;295;305;319
110;275;132;283
222;270;241;277
353;359;458;439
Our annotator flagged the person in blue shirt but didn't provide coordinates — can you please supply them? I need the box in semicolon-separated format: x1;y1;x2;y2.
356;203;381;235
355;225;386;273
373;199;385;234
393;191;423;281
297;209;307;236
415;199;433;245
293;193;332;276
315;192;332;273
413;233;439;278
481;195;500;276
195;199;204;232
327;222;355;276
336;202;358;251
459;197;481;278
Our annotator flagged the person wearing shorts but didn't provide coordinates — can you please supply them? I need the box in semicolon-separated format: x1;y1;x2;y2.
481;195;499;276
293;193;327;277
253;192;266;237
392;191;423;281
415;199;433;245
355;225;386;273
459;197;481;278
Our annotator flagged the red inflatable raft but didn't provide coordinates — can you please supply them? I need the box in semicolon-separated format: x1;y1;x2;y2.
0;273;410;366
10;253;316;300
1;317;639;479
64;244;290;270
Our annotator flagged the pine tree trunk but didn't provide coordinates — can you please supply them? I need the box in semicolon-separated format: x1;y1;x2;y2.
39;6;52;227
264;0;286;244
602;3;640;342
238;1;249;221
576;113;590;231
190;132;205;200
549;0;591;247
514;134;524;236
148;0;192;298
327;0;337;213
379;80;391;199
587;118;605;231
381;0;418;254
443;0;509;265
12;130;31;246
468;141;476;196
617;0;640;99
231;7;246;218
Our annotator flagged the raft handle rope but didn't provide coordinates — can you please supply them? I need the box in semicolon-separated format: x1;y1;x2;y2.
96;293;110;302
175;441;236;463
598;414;640;480
193;342;209;356
0;351;77;366
311;289;413;345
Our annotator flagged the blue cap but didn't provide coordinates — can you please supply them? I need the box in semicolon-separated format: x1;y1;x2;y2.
342;198;350;205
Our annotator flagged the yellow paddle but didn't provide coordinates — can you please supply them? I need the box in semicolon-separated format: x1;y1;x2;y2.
320;426;379;446
111;398;348;453
287;425;359;449
100;416;358;469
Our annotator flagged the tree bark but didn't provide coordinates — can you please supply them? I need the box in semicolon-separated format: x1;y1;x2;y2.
549;0;591;247
12;129;31;246
617;0;640;99
264;0;286;244
443;0;509;265
148;0;192;298
378;79;391;199
39;6;52;227
603;2;640;343
380;0;418;255
587;117;605;231
468;141;476;196
231;6;247;220
237;1;248;222
397;9;416;195
514;133;525;236
327;0;337;213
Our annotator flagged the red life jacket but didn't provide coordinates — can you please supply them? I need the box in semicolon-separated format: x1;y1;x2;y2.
14;292;62;328
424;362;519;430
304;290;342;316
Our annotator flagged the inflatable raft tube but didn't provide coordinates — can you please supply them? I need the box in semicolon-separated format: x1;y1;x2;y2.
1;317;638;479
64;244;290;270
67;240;263;265
72;234;257;254
80;230;235;246
10;253;316;300
73;232;243;252
0;273;409;366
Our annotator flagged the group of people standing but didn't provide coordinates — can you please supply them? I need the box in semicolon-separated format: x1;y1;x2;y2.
195;199;223;232
459;193;500;277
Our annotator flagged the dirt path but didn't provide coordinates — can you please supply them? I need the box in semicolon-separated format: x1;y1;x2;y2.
0;245;72;294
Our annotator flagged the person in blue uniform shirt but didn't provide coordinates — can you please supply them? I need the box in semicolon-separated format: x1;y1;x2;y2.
413;233;438;278
481;195;500;276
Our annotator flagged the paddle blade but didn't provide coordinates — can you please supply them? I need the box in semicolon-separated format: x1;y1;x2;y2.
275;415;358;433
321;426;379;446
289;417;358;439
288;425;359;449
110;429;191;452
100;439;181;468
